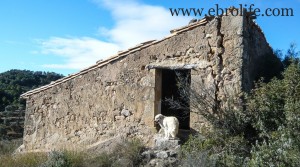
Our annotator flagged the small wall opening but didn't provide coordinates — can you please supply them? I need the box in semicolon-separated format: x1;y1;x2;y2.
159;69;191;130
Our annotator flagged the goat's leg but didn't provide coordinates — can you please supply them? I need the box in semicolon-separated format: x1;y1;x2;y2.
165;129;169;139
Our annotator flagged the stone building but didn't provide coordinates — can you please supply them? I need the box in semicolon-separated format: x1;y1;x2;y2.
20;12;280;152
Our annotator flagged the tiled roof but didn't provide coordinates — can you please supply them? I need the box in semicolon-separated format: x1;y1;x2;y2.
19;17;215;98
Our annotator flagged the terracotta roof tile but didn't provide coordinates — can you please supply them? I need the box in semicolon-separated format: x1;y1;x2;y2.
20;17;210;98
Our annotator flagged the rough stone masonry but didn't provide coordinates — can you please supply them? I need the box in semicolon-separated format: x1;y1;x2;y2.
19;11;281;152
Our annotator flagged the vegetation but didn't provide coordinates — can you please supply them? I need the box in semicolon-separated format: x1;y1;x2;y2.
0;70;64;140
87;138;144;167
0;69;64;111
0;138;144;167
179;44;300;166
0;139;47;167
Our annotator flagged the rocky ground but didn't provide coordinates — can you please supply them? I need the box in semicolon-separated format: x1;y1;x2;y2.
140;134;182;167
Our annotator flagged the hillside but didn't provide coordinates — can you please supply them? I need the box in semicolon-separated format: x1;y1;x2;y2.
0;69;64;139
0;69;64;111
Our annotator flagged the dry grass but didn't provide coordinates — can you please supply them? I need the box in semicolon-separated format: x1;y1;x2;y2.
86;138;144;167
0;140;47;167
0;138;145;167
0;139;22;155
0;153;47;167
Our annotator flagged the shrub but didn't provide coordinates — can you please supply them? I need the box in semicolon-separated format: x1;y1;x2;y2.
0;138;145;167
40;150;89;167
87;138;145;167
40;151;71;167
179;46;300;166
114;138;144;166
180;132;250;167
64;150;86;167
247;78;286;138
88;151;114;167
248;135;300;167
181;149;216;167
246;61;300;166
0;152;47;167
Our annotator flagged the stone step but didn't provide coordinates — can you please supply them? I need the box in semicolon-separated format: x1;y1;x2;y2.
153;134;180;150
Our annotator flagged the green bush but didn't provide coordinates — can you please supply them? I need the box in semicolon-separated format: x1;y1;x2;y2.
40;151;71;167
180;132;250;167
246;61;300;166
180;46;300;166
248;134;300;167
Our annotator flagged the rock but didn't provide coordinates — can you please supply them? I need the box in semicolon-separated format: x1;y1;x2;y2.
142;149;155;161
154;135;180;150
205;33;213;38
167;157;177;164
168;150;178;157
149;159;163;166
156;151;168;159
139;134;181;166
14;144;25;154
121;109;131;117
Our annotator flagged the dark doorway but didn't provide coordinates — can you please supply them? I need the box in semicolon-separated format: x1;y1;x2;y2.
161;69;190;130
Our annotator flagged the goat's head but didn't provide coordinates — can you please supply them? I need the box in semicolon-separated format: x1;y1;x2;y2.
154;114;165;123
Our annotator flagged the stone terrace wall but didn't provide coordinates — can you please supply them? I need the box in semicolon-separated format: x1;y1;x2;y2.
21;14;273;152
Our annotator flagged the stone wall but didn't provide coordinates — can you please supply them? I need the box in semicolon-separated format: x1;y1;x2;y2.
0;106;25;139
21;13;277;152
242;18;283;91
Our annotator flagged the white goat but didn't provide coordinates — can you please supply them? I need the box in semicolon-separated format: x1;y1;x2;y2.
154;114;179;139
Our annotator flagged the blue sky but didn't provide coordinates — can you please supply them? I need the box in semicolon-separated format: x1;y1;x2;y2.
0;0;299;75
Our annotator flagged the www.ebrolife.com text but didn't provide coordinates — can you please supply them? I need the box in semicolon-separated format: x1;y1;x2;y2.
170;4;294;17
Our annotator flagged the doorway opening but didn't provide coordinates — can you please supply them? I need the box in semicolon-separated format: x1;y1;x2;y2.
160;69;191;130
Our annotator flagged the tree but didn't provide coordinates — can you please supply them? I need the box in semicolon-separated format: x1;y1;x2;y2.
280;43;300;68
0;69;64;111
